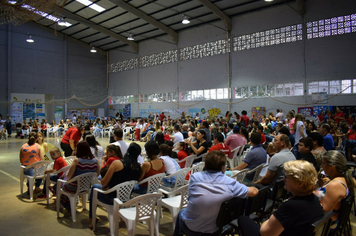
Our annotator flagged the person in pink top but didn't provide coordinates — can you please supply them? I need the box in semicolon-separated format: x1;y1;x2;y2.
225;126;246;159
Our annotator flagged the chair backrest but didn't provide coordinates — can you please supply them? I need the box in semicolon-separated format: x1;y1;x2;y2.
31;161;51;178
139;173;166;194
115;180;137;203
268;179;286;211
191;162;205;174
170;168;191;189
69;172;97;194
121;193;162;221
183;154;196;168
334;194;354;234
179;185;189;208
231;169;249;183
231;146;241;159
247;163;265;183
216;197;246;234
64;156;76;165
308;211;333;236
196;153;207;161
238;145;246;157
244;185;270;217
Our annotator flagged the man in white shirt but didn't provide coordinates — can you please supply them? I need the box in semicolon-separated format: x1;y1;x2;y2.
111;128;129;156
171;124;184;144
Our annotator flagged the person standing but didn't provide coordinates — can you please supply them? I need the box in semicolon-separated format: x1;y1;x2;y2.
319;124;335;151
60;125;85;157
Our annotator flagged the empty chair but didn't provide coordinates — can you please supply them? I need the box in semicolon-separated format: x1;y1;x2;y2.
113;193;162;236
191;162;205;174
92;180;137;235
20;160;51;200
56;172;97;222
158;185;189;229
158;168;191;197
123;127;133;140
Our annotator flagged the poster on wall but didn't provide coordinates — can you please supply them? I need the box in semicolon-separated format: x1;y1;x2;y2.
11;102;23;124
188;108;202;118
139;109;160;118
312;106;333;116
108;104;121;118
312;92;328;104
122;104;131;119
23;103;35;121
35;103;45;120
81;109;96;119
298;107;313;117
251;107;266;121
55;106;63;124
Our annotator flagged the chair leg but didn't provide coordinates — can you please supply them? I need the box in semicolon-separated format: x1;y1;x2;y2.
81;194;87;210
171;208;179;230
107;209;115;236
69;196;77;222
126;220;136;236
92;202;97;231
56;192;61;217
28;177;34;200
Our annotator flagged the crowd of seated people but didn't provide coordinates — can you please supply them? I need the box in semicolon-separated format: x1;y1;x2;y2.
15;107;356;235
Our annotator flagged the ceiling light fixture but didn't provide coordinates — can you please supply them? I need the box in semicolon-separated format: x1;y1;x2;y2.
182;14;190;24
26;35;34;43
127;33;134;41
265;0;274;2
57;18;66;26
90;46;97;53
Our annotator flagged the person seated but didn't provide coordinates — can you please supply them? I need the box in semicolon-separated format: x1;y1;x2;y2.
37;147;67;199
60;141;100;210
231;132;267;182
208;133;231;158
132;141;165;194
20;132;45;194
298;137;318;171
176;142;189;168
238;160;324;236
100;145;123;172
185;129;210;162
88;143;142;229
159;144;181;188
255;134;296;188
308;132;326;168
314;150;355;235
173;150;258;236
225;126;246;159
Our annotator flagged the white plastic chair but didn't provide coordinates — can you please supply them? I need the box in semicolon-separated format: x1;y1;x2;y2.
63;156;76;165
20;161;51;200
195;153;207;161
56;172;97;222
132;173;166;197
244;163;265;183
45;165;71;204
92;180;137;235
113;193;162;236
191;162;205;174
231;168;250;183
158;185;189;229
177;154;196;168
123;127;133;140
227;146;241;169
158;168;191;197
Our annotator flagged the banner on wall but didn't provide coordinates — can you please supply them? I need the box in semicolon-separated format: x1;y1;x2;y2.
23;103;35;121
123;104;131;119
312;92;328;104
108;104;121;117
55;106;63;123
251;107;266;121
139;109;160;118
312;106;333;116
298;107;313;117
11;102;23;124
188;108;201;118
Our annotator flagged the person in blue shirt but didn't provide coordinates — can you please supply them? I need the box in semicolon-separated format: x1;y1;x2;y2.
319;123;335;151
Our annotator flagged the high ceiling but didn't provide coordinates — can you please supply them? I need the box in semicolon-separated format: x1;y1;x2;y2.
35;0;299;52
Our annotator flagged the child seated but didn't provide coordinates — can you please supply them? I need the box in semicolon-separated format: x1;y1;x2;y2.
37;147;67;199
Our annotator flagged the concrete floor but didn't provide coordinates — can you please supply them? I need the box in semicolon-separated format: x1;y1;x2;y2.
1;135;355;236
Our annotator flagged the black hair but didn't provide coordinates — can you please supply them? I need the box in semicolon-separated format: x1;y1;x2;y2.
241;110;247;115
299;137;314;151
240;127;249;139
122;143;142;172
250;132;261;145
178;141;189;153
114;128;123;139
214;133;224;142
107;144;123;159
154;132;165;146
278;126;291;136
228;123;234;129
197;129;207;139
308;132;324;147
159;144;172;157
85;134;100;156
202;121;209;128
144;141;160;158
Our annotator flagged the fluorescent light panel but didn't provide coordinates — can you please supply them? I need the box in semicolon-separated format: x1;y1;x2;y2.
76;0;105;12
9;1;72;26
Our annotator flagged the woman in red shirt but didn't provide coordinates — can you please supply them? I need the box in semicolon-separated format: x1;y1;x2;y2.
60;125;85;157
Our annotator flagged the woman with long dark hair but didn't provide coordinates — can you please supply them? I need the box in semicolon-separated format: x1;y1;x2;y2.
88;143;142;229
85;134;104;163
